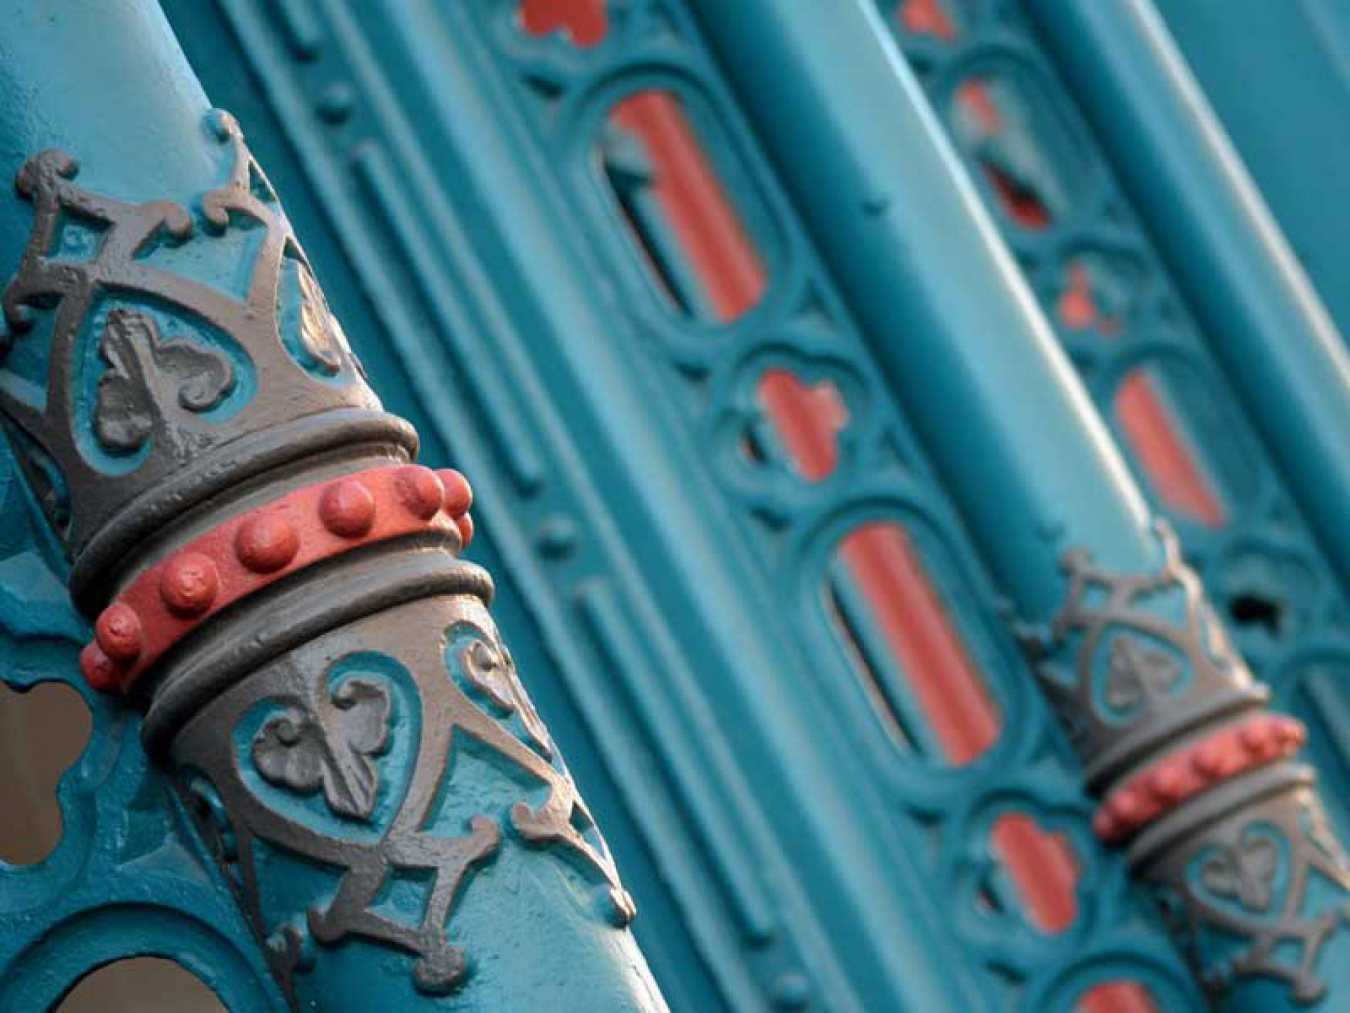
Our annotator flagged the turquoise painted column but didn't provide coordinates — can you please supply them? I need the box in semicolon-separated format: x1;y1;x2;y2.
687;0;1350;1007
688;0;1150;618
0;3;664;1010
150;0;1020;1006
1151;0;1350;347
1020;0;1350;594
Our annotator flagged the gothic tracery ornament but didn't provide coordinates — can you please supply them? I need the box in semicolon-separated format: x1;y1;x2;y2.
0;109;374;556
252;676;392;822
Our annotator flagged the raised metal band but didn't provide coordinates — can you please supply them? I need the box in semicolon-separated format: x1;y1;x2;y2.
81;463;474;693
69;409;418;611
140;541;493;757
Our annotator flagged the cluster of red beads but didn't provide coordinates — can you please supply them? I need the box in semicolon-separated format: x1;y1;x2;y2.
80;464;475;694
1093;714;1306;844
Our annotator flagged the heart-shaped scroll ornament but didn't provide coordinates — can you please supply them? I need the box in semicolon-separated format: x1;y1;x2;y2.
1102;633;1183;717
252;677;392;821
1199;834;1280;914
94;307;235;452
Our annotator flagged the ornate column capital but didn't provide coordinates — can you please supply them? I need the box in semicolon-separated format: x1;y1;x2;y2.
0;101;660;1010
1025;523;1350;1004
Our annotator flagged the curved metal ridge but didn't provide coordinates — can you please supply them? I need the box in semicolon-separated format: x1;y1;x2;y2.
1080;680;1270;794
0;86;661;1009
69;410;417;611
1094;713;1306;843
1126;762;1314;869
140;542;493;757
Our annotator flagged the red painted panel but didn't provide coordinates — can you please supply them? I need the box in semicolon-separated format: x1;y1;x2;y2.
1117;373;1225;527
525;5;1155;1006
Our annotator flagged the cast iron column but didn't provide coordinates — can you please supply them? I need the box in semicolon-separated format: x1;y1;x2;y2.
0;3;665;1010
686;0;1350;1007
1021;0;1350;595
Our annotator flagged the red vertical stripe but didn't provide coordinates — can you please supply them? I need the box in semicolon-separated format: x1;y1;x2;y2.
613;93;766;319
606;57;1092;951
526;4;1155;1006
1117;374;1225;527
1057;262;1224;527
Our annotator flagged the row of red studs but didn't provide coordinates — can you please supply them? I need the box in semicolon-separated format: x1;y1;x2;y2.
1093;714;1306;844
80;464;475;695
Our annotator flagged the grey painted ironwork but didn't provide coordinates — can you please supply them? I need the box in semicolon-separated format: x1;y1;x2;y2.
1024;524;1350;1004
0;86;661;1009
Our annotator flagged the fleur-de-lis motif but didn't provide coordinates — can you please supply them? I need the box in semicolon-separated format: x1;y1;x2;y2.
196;617;634;1001
1200;835;1279;913
252;677;391;820
0;110;381;559
1104;635;1182;714
462;637;553;759
94;307;235;452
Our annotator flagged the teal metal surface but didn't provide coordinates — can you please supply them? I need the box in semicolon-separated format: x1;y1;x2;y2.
160;0;1196;1008
2;0;1349;1009
686;0;1350;1006
0;441;285;1011
0;4;284;1006
0;2;662;1009
165;2;955;1007
883;0;1350;892
1153;0;1350;350
687;0;1153;607
1016;0;1350;595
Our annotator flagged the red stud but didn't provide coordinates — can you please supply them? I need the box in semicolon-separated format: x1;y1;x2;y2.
1093;808;1117;840
236;513;300;573
1282;719;1307;749
95;603;143;662
1150;764;1183;803
395;466;445;521
456;512;474;548
1240;721;1268;754
1114;787;1142;822
1193;740;1225;778
1263;719;1292;759
80;642;122;693
438;469;473;518
160;552;221;618
320;479;376;538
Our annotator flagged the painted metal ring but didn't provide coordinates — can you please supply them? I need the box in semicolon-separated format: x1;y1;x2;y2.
1093;714;1306;844
79;464;475;694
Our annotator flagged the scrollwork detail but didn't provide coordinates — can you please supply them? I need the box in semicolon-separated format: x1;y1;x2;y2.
251;676;391;822
174;596;635;1001
1023;521;1260;761
447;623;635;925
0;110;374;550
460;635;552;760
1166;800;1350;1004
94;308;235;454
